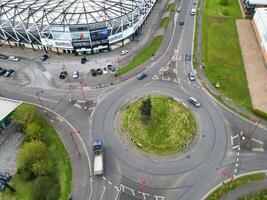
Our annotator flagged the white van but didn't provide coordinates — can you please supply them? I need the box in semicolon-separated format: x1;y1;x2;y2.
191;8;196;15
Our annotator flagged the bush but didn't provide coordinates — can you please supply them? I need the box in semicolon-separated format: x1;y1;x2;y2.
17;167;34;181
220;0;228;6
32;176;61;200
252;109;267;120
222;9;230;16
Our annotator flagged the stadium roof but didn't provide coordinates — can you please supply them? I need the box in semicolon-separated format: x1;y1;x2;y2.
0;0;142;25
0;98;21;122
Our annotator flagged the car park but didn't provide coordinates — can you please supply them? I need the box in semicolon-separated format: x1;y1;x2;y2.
40;54;48;61
59;70;67;79
185;53;191;61
180;20;185;25
72;70;79;79
0;68;7;76
120;50;128;56
188;72;196;81
103;67;108;75
188;97;201;107
137;72;146;80
4;69;15;77
8;56;19;62
90;69;97;77
96;68;103;75
107;64;116;72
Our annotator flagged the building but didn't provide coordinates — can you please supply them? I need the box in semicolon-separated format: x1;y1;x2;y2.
252;8;267;63
241;0;267;15
0;0;157;55
0;98;21;134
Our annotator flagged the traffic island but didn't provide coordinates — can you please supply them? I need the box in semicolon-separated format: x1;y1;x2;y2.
120;95;197;155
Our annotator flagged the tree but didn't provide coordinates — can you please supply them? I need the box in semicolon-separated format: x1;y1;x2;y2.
220;0;228;6
17;140;48;179
140;98;152;124
25;123;43;141
12;104;39;128
32;159;54;176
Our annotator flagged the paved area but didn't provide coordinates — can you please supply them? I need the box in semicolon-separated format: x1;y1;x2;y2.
0;123;24;175
236;20;267;113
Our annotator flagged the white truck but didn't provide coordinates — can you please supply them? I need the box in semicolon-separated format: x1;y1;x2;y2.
93;139;104;175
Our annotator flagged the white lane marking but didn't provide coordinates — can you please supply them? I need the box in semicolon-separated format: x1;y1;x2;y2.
232;145;240;150
179;55;181;60
152;75;159;80
88;107;95;111
90;107;95;118
76;100;85;103
173;78;178;83
74;103;82;109
231;135;239;146
115;190;120;200
252;138;264;145
56;116;63;122
114;186;120;191
137;191;150;200
182;102;188;108
120;184;135;196
154;195;165;200
108;181;112;185
100;186;106;200
162;76;170;81
252;148;264;152
102;176;106;180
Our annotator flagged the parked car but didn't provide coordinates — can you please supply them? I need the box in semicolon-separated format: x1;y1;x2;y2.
107;64;116;72
90;69;97;77
8;56;19;62
4;69;15;77
188;72;196;81
188;97;201;107
40;54;48;61
180;20;185;25
103;67;108;75
120;50;128;56
96;68;103;75
185;53;191;61
0;68;7;76
0;171;11;182
137;72;146;80
59;70;67;79
81;56;87;64
0;54;8;60
72;70;79;79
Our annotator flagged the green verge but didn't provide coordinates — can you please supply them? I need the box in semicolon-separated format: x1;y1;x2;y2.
206;173;265;200
166;3;175;12
202;0;252;110
238;188;267;200
193;0;200;68
252;109;267;120
160;17;170;29
121;95;197;154
116;36;163;76
0;104;72;200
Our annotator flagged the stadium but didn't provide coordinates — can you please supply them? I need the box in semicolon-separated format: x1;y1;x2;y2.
0;0;156;54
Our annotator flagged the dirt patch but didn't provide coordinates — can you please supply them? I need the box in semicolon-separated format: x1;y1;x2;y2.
236;20;267;113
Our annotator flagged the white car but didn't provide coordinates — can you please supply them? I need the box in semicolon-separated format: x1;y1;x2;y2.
8;56;19;62
72;70;79;79
120;50;128;56
191;8;196;15
103;67;108;75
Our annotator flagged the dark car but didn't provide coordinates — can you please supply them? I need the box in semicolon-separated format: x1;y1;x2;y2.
0;68;7;76
81;56;87;64
4;69;15;77
180;20;185;25
107;64;116;72
193;0;197;5
188;97;201;107
0;172;11;182
185;53;191;61
96;68;103;75
90;69;97;77
137;72;146;80
40;54;48;61
59;70;67;79
0;54;8;60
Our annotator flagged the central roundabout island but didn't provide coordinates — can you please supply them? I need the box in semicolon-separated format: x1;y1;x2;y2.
120;95;197;155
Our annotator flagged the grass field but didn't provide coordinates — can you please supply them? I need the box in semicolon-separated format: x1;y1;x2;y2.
160;17;170;29
0;106;72;200
238;188;267;200
116;36;163;76
206;173;265;200
166;3;175;12
121;95;196;154
202;0;252;109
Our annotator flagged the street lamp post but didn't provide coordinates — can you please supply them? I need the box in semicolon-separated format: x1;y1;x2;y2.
69;130;81;156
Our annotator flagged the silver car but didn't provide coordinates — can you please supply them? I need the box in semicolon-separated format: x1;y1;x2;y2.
8;56;19;62
188;97;201;107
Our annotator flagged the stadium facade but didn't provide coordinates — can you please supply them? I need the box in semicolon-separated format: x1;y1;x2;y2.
0;0;157;54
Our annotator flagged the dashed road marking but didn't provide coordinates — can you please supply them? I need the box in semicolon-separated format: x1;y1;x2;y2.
182;102;188;108
161;76;170;81
102;176;106;180
108;181;112;185
252;138;264;145
74;103;82;109
252;148;264;152
154;195;165;200
152;75;159;80
137;191;150;200
100;186;106;200
90;107;95;118
114;186;120;191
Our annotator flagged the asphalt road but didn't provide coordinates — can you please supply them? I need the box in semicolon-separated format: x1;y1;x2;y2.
1;0;267;200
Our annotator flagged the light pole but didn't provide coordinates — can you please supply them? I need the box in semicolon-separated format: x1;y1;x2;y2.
36;90;45;110
69;130;81;156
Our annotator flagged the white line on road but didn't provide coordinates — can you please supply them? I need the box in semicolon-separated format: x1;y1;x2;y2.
90;107;95;118
108;181;112;185
100;187;106;200
252;138;264;145
74;103;82;109
154;195;166;200
232;145;240;150
182;102;188;108
137;191;150;200
114;186;120;191
152;75;159;80
252;148;264;152
102;176;106;180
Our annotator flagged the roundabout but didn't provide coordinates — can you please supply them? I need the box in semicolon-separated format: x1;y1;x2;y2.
120;95;197;154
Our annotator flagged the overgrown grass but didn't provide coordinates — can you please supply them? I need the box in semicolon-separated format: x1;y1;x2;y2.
166;3;175;12
238;188;267;200
202;0;252;110
116;36;163;76
0;105;72;200
206;173;265;200
121;95;196;154
160;17;170;29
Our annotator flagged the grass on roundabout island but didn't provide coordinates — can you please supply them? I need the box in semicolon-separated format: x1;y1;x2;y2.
121;95;197;154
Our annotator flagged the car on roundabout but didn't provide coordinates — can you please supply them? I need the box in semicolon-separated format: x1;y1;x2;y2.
137;72;147;80
188;72;196;81
188;97;201;107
